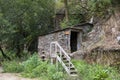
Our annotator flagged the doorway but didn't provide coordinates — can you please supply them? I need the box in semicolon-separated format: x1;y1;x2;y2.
70;31;80;53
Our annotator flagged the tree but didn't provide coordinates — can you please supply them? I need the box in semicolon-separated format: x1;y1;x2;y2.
0;0;55;57
64;0;69;22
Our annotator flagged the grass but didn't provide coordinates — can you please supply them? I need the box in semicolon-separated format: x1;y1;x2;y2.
1;54;120;80
2;54;65;80
72;60;120;80
2;60;23;73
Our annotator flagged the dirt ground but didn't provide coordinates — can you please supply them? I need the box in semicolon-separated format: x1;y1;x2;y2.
0;67;38;80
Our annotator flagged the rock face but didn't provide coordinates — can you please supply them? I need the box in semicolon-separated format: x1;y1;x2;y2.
82;10;120;65
84;10;120;51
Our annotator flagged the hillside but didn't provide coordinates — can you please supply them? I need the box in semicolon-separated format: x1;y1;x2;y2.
85;10;120;51
82;9;120;65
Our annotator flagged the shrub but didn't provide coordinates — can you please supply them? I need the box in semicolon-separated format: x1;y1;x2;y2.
27;62;48;78
47;65;57;79
21;55;65;80
60;18;80;29
52;72;64;80
21;54;42;73
20;51;32;61
2;60;23;73
0;52;3;65
3;50;31;61
2;54;65;79
2;54;120;80
47;65;64;80
72;60;120;80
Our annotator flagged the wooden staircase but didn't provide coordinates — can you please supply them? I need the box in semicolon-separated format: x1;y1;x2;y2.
50;41;77;76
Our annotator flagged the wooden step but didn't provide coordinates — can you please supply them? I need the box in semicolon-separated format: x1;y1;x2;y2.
58;54;64;57
41;56;45;59
41;54;45;57
65;63;72;67
62;57;67;60
63;60;69;63
70;74;78;77
50;41;78;76
70;70;77;74
41;55;46;61
70;67;75;70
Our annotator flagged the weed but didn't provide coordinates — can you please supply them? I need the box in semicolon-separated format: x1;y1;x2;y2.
72;60;120;80
2;55;120;80
2;60;23;73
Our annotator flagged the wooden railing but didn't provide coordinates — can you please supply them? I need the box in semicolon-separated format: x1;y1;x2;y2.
50;41;76;75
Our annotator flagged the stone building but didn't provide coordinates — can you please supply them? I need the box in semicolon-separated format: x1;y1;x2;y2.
38;23;93;59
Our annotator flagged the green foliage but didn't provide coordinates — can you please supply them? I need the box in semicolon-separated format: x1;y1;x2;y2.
72;60;120;80
0;0;55;57
21;54;64;80
0;52;3;65
2;50;32;61
19;51;32;61
88;0;112;10
93;70;108;80
21;54;41;73
2;60;23;73
60;17;80;29
0;52;2;58
60;0;112;28
47;65;57;79
87;0;112;17
31;62;48;77
52;72;64;80
2;54;120;80
3;51;17;60
2;54;65;80
47;65;64;80
55;0;64;10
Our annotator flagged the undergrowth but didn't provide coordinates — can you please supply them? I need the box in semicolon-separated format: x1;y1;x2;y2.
2;54;120;80
72;60;120;80
2;60;23;73
21;54;64;80
2;54;65;80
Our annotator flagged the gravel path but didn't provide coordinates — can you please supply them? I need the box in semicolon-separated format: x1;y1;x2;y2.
0;67;39;80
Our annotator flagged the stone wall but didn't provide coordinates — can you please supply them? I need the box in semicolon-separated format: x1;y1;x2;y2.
38;29;71;58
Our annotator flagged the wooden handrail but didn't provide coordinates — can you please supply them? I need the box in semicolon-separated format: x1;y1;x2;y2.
50;41;77;76
50;41;71;74
51;41;71;60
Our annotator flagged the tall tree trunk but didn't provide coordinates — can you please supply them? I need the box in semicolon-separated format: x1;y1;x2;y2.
16;44;22;58
64;0;69;22
0;46;11;60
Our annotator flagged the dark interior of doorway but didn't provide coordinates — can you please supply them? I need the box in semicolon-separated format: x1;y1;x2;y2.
70;31;78;53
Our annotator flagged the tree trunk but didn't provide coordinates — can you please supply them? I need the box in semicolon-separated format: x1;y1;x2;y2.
0;46;11;60
64;0;69;22
16;44;22;58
